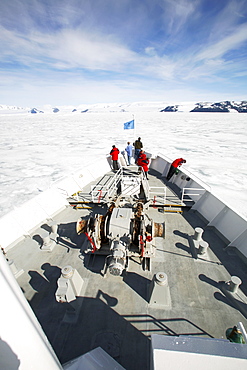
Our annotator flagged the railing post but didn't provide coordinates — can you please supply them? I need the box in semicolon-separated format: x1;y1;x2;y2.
237;322;247;343
181;188;185;203
98;190;102;203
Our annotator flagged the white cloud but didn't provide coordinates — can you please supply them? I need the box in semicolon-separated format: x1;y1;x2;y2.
207;0;247;40
160;0;201;35
0;0;246;106
196;23;247;62
144;47;157;57
0;26;138;71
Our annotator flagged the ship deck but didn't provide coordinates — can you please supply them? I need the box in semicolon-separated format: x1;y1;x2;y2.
6;167;247;369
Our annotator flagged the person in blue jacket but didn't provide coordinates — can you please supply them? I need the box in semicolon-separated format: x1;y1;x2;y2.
125;142;133;166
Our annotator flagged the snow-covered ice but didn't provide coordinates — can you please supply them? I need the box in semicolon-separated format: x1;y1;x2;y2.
0;109;246;219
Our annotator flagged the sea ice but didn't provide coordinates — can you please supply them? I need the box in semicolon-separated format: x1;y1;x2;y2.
0;111;246;219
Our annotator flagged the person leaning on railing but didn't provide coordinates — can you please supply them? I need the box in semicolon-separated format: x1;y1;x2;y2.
166;158;186;181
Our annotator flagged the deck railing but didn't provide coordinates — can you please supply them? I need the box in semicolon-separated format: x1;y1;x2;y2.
181;187;206;203
139;168;149;198
149;186;167;205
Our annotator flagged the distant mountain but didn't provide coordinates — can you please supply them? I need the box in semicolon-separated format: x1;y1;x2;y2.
0;100;247;114
189;101;247;113
0;105;29;114
160;105;179;112
30;108;44;114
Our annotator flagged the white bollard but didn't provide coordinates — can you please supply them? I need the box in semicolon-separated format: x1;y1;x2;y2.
42;234;52;248
50;223;58;234
61;265;74;279
149;272;171;307
229;276;242;293
40;231;56;251
194;227;204;241
55;266;85;323
198;240;209;255
56;266;84;303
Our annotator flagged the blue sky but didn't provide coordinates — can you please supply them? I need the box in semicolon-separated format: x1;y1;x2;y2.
0;0;247;106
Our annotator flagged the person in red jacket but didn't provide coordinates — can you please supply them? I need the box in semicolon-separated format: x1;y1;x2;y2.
110;145;120;171
137;150;149;179
166;158;186;181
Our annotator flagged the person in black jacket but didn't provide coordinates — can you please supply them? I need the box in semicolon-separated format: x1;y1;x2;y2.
134;137;143;162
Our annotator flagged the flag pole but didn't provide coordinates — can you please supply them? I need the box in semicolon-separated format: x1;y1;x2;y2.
133;114;135;143
132;114;135;165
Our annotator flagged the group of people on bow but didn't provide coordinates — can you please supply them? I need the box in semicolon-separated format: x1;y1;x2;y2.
110;137;149;179
110;137;186;181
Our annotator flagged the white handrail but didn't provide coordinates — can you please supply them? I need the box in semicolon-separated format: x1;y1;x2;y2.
149;186;166;204
237;322;247;343
156;152;211;192
181;187;205;203
139;168;149;198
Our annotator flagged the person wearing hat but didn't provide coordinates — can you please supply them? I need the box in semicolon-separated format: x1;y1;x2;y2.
110;145;120;171
166;158;186;181
134;137;143;162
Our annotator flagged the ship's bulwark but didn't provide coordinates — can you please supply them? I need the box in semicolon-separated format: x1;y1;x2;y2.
1;163;247;369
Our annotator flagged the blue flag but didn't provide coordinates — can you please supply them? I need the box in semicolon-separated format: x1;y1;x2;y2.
124;119;135;130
